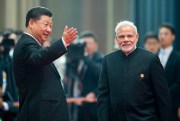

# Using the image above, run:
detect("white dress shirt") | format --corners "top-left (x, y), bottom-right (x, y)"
top-left (158, 46), bottom-right (173, 68)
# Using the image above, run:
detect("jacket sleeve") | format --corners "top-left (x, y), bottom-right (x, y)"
top-left (83, 54), bottom-right (103, 78)
top-left (23, 39), bottom-right (67, 67)
top-left (150, 55), bottom-right (172, 121)
top-left (84, 54), bottom-right (103, 95)
top-left (97, 57), bottom-right (110, 121)
top-left (168, 56), bottom-right (180, 98)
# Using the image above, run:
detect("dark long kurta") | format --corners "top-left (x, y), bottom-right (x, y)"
top-left (97, 48), bottom-right (172, 121)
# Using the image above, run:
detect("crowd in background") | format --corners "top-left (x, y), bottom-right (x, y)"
top-left (0, 29), bottom-right (21, 121)
top-left (0, 22), bottom-right (180, 121)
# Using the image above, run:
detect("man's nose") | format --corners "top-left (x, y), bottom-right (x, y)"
top-left (47, 26), bottom-right (52, 33)
top-left (124, 36), bottom-right (129, 41)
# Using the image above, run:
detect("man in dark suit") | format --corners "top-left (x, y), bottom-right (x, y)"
top-left (97, 21), bottom-right (172, 121)
top-left (158, 23), bottom-right (180, 121)
top-left (77, 32), bottom-right (103, 121)
top-left (13, 6), bottom-right (78, 121)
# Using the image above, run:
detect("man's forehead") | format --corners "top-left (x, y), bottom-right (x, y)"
top-left (37, 17), bottom-right (53, 25)
top-left (120, 26), bottom-right (135, 31)
top-left (117, 26), bottom-right (136, 33)
top-left (39, 15), bottom-right (52, 20)
top-left (117, 31), bottom-right (135, 36)
top-left (159, 27), bottom-right (172, 33)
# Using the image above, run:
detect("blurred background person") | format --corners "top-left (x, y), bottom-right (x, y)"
top-left (0, 55), bottom-right (4, 121)
top-left (77, 31), bottom-right (103, 121)
top-left (158, 23), bottom-right (180, 121)
top-left (143, 32), bottom-right (160, 54)
top-left (65, 31), bottom-right (103, 121)
top-left (53, 54), bottom-right (66, 88)
top-left (0, 29), bottom-right (19, 121)
top-left (64, 38), bottom-right (85, 121)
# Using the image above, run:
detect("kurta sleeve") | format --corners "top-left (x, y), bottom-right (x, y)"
top-left (97, 57), bottom-right (110, 121)
top-left (150, 55), bottom-right (172, 121)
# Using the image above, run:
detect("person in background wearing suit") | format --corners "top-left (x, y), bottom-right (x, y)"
top-left (13, 6), bottom-right (78, 121)
top-left (97, 20), bottom-right (172, 121)
top-left (143, 32), bottom-right (160, 54)
top-left (77, 32), bottom-right (103, 121)
top-left (0, 29), bottom-right (19, 121)
top-left (158, 23), bottom-right (180, 121)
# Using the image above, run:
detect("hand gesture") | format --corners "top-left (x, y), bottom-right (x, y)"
top-left (63, 26), bottom-right (78, 45)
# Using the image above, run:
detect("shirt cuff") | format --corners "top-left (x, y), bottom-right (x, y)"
top-left (62, 37), bottom-right (69, 48)
top-left (3, 102), bottom-right (9, 111)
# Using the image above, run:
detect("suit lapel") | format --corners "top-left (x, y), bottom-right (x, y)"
top-left (165, 50), bottom-right (175, 71)
top-left (50, 63), bottom-right (60, 79)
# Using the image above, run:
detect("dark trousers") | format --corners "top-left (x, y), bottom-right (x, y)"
top-left (77, 103), bottom-right (98, 121)
top-left (173, 110), bottom-right (180, 121)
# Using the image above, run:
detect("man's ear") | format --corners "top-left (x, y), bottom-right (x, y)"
top-left (115, 35), bottom-right (118, 41)
top-left (28, 19), bottom-right (34, 28)
top-left (172, 34), bottom-right (175, 42)
top-left (135, 33), bottom-right (139, 43)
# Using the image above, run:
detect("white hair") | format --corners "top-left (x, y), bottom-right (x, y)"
top-left (115, 20), bottom-right (138, 35)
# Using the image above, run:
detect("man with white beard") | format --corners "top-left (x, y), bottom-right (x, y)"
top-left (97, 20), bottom-right (172, 121)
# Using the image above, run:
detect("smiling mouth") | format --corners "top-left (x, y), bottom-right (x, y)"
top-left (122, 44), bottom-right (131, 47)
top-left (44, 34), bottom-right (49, 38)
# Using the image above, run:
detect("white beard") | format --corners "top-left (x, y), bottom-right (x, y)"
top-left (119, 44), bottom-right (136, 54)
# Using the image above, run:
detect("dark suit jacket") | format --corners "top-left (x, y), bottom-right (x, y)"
top-left (79, 52), bottom-right (103, 119)
top-left (13, 34), bottom-right (69, 121)
top-left (164, 49), bottom-right (180, 111)
top-left (97, 48), bottom-right (172, 121)
top-left (81, 52), bottom-right (103, 96)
